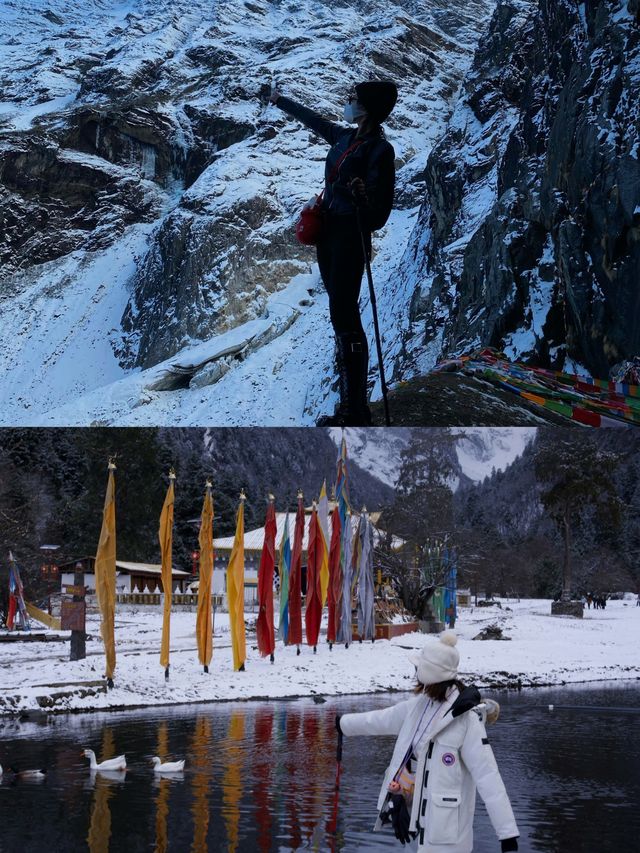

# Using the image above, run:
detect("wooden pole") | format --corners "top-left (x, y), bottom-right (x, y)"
top-left (70, 563), bottom-right (86, 661)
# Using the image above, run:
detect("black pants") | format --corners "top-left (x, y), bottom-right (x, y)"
top-left (317, 215), bottom-right (370, 338)
top-left (316, 214), bottom-right (372, 416)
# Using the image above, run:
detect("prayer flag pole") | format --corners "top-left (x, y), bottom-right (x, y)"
top-left (159, 468), bottom-right (176, 680)
top-left (95, 458), bottom-right (117, 689)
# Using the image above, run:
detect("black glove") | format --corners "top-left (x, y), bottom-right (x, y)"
top-left (335, 714), bottom-right (342, 735)
top-left (349, 177), bottom-right (368, 208)
top-left (501, 838), bottom-right (518, 852)
top-left (388, 793), bottom-right (411, 845)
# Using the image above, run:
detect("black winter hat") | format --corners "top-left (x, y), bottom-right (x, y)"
top-left (355, 81), bottom-right (398, 123)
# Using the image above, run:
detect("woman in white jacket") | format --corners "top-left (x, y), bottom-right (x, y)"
top-left (336, 631), bottom-right (519, 852)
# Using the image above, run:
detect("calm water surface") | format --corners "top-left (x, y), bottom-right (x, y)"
top-left (0, 683), bottom-right (638, 852)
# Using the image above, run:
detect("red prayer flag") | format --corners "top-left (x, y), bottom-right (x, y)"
top-left (288, 492), bottom-right (304, 645)
top-left (256, 499), bottom-right (277, 657)
top-left (305, 506), bottom-right (323, 647)
top-left (327, 506), bottom-right (342, 644)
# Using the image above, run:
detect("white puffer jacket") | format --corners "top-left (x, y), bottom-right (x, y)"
top-left (340, 688), bottom-right (518, 853)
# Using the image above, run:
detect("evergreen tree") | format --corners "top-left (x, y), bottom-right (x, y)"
top-left (386, 428), bottom-right (459, 541)
top-left (534, 430), bottom-right (622, 600)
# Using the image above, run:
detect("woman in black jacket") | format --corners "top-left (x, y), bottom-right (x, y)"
top-left (269, 81), bottom-right (397, 425)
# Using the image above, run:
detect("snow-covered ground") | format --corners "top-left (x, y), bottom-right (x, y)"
top-left (2, 598), bottom-right (638, 716)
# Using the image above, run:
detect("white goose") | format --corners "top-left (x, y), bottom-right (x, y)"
top-left (82, 749), bottom-right (127, 771)
top-left (9, 766), bottom-right (47, 779)
top-left (151, 756), bottom-right (185, 773)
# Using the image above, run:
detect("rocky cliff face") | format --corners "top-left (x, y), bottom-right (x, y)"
top-left (398, 0), bottom-right (639, 381)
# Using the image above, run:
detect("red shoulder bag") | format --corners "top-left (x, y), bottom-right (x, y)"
top-left (295, 140), bottom-right (364, 246)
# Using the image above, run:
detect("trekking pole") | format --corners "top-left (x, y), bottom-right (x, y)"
top-left (355, 207), bottom-right (391, 425)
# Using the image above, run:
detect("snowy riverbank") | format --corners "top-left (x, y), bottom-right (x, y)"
top-left (1, 599), bottom-right (638, 716)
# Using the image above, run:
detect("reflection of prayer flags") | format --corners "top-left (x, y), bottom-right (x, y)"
top-left (227, 497), bottom-right (246, 671)
top-left (223, 713), bottom-right (245, 853)
top-left (254, 708), bottom-right (274, 853)
top-left (288, 493), bottom-right (304, 646)
top-left (196, 485), bottom-right (214, 668)
top-left (318, 480), bottom-right (330, 605)
top-left (256, 499), bottom-right (277, 657)
top-left (95, 464), bottom-right (116, 680)
top-left (278, 512), bottom-right (291, 643)
top-left (191, 717), bottom-right (212, 853)
top-left (87, 728), bottom-right (116, 853)
top-left (305, 506), bottom-right (323, 647)
top-left (159, 474), bottom-right (175, 670)
top-left (327, 506), bottom-right (341, 644)
top-left (357, 513), bottom-right (376, 640)
top-left (154, 722), bottom-right (170, 853)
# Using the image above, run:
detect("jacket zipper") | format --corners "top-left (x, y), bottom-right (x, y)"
top-left (417, 740), bottom-right (434, 845)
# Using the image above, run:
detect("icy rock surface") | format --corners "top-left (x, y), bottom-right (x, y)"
top-left (399, 0), bottom-right (640, 381)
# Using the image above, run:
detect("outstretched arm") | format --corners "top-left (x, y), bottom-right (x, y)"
top-left (339, 697), bottom-right (414, 738)
top-left (461, 712), bottom-right (519, 848)
top-left (270, 88), bottom-right (342, 146)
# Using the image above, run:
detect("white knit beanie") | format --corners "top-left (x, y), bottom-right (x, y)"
top-left (408, 631), bottom-right (459, 685)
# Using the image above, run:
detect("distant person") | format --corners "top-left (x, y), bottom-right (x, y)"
top-left (335, 632), bottom-right (519, 851)
top-left (636, 593), bottom-right (640, 607)
top-left (267, 81), bottom-right (397, 425)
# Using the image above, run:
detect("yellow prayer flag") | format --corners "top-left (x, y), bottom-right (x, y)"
top-left (159, 473), bottom-right (175, 670)
top-left (226, 495), bottom-right (246, 671)
top-left (318, 479), bottom-right (330, 606)
top-left (95, 462), bottom-right (116, 681)
top-left (196, 483), bottom-right (214, 668)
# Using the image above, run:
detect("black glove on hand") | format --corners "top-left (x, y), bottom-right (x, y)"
top-left (501, 838), bottom-right (518, 852)
top-left (335, 714), bottom-right (342, 735)
top-left (389, 793), bottom-right (411, 845)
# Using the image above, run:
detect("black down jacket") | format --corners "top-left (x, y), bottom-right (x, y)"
top-left (276, 95), bottom-right (395, 231)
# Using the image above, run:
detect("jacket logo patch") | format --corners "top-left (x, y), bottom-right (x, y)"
top-left (442, 752), bottom-right (456, 766)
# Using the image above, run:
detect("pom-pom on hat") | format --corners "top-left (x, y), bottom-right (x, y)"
top-left (355, 80), bottom-right (398, 123)
top-left (408, 630), bottom-right (460, 686)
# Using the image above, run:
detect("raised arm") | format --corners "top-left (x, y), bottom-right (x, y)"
top-left (272, 93), bottom-right (343, 146)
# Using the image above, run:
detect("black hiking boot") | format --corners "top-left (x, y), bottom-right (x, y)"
top-left (316, 333), bottom-right (372, 426)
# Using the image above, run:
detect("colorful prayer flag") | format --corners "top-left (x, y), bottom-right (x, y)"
top-left (318, 480), bottom-right (330, 606)
top-left (327, 505), bottom-right (341, 644)
top-left (95, 461), bottom-right (117, 680)
top-left (305, 503), bottom-right (323, 647)
top-left (356, 512), bottom-right (375, 641)
top-left (277, 511), bottom-right (291, 643)
top-left (159, 472), bottom-right (175, 670)
top-left (226, 494), bottom-right (247, 671)
top-left (196, 482), bottom-right (214, 668)
top-left (256, 497), bottom-right (277, 657)
top-left (288, 492), bottom-right (304, 646)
